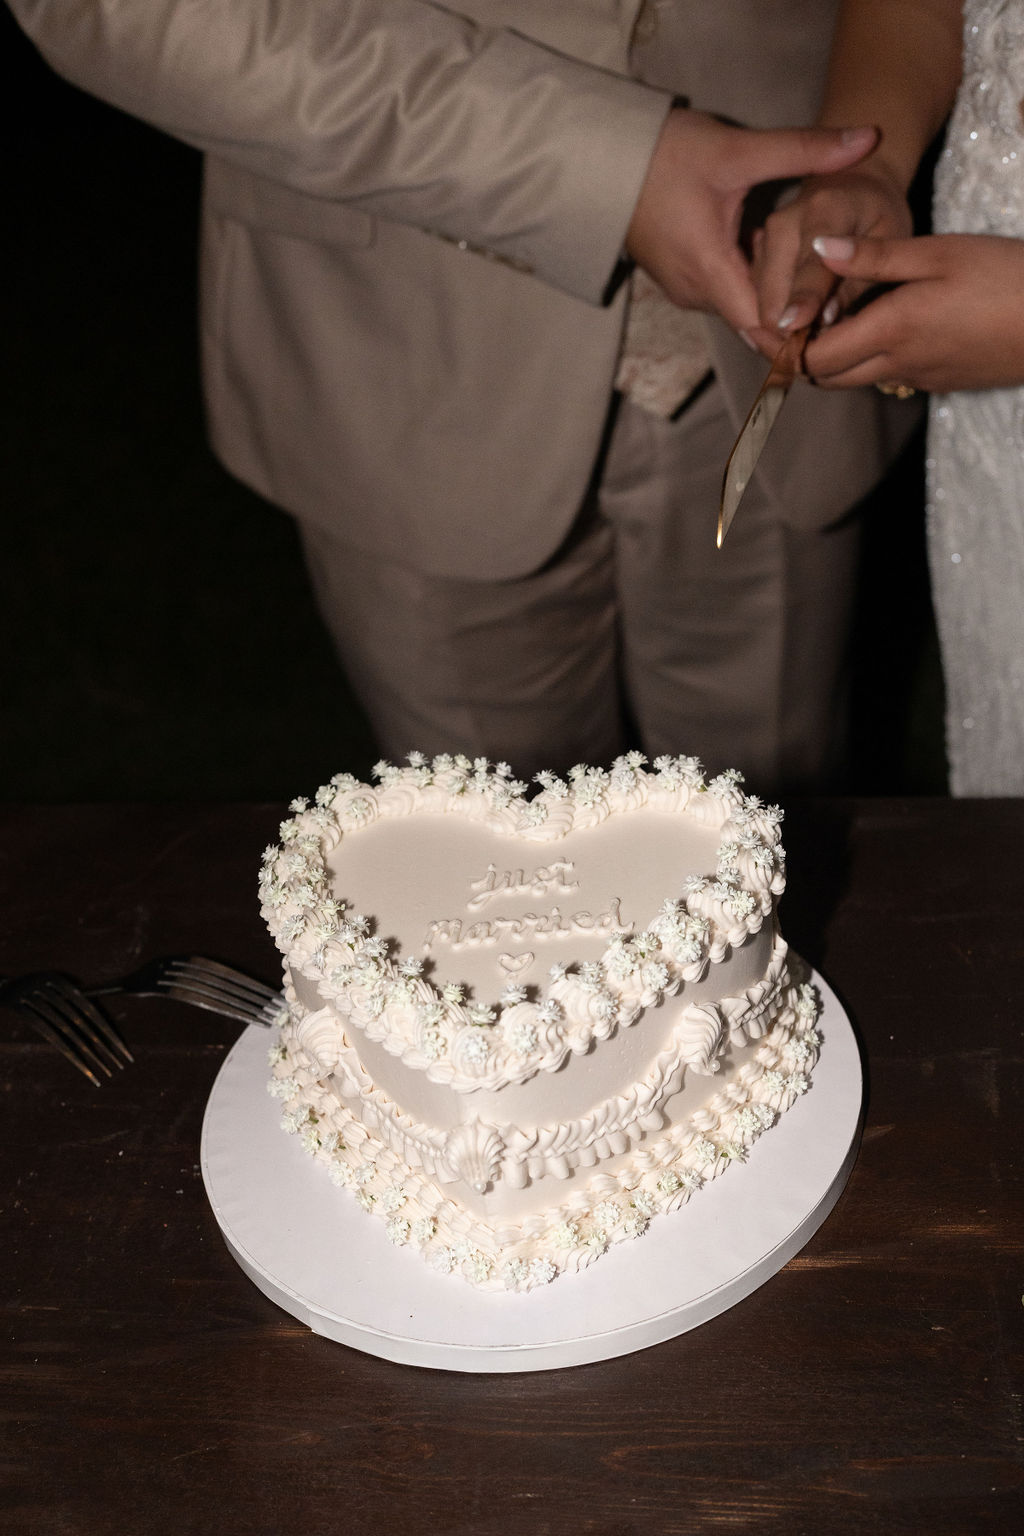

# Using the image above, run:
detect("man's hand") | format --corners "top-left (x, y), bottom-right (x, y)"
top-left (802, 232), bottom-right (1024, 393)
top-left (625, 110), bottom-right (879, 334)
top-left (751, 161), bottom-right (912, 345)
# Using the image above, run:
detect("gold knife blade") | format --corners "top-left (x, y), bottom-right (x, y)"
top-left (717, 326), bottom-right (810, 548)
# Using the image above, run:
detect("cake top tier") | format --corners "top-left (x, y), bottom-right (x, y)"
top-left (259, 753), bottom-right (786, 1093)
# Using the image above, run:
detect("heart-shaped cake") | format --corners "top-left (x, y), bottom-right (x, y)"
top-left (261, 753), bottom-right (821, 1290)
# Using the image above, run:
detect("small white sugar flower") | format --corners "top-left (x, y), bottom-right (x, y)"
top-left (536, 999), bottom-right (563, 1026)
top-left (623, 1214), bottom-right (649, 1240)
top-left (631, 1191), bottom-right (656, 1217)
top-left (353, 1162), bottom-right (376, 1186)
top-left (432, 1247), bottom-right (455, 1275)
top-left (593, 1201), bottom-right (620, 1230)
top-left (467, 1003), bottom-right (497, 1027)
top-left (641, 961), bottom-right (670, 993)
top-left (796, 986), bottom-right (819, 1019)
top-left (288, 796), bottom-right (309, 814)
top-left (461, 1032), bottom-right (491, 1067)
top-left (442, 982), bottom-right (465, 1004)
top-left (786, 1072), bottom-right (810, 1096)
top-left (462, 1250), bottom-right (493, 1284)
top-left (267, 1043), bottom-right (286, 1066)
top-left (386, 1218), bottom-right (410, 1246)
top-left (528, 1257), bottom-right (557, 1286)
top-left (267, 1076), bottom-right (297, 1100)
top-left (410, 1218), bottom-right (436, 1245)
top-left (503, 1259), bottom-right (530, 1290)
top-left (552, 1222), bottom-right (579, 1250)
top-left (356, 1189), bottom-right (376, 1211)
top-left (380, 1187), bottom-right (407, 1214)
top-left (422, 1027), bottom-right (447, 1062)
top-left (399, 957), bottom-right (424, 978)
top-left (692, 1136), bottom-right (719, 1166)
top-left (761, 1069), bottom-right (786, 1092)
top-left (548, 962), bottom-right (567, 981)
top-left (500, 984), bottom-right (528, 1006)
top-left (327, 1161), bottom-right (354, 1187)
top-left (506, 1020), bottom-right (538, 1055)
top-left (658, 1171), bottom-right (683, 1196)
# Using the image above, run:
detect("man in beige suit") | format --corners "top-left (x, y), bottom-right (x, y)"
top-left (11, 0), bottom-right (917, 792)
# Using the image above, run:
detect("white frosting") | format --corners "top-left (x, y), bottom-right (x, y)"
top-left (260, 753), bottom-right (813, 1289)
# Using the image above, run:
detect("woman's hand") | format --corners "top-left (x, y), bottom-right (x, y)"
top-left (802, 232), bottom-right (1024, 393)
top-left (751, 161), bottom-right (913, 345)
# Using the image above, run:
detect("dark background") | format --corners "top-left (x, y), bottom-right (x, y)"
top-left (1, 10), bottom-right (946, 803)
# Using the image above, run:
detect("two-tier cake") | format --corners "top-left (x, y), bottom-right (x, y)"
top-left (260, 752), bottom-right (820, 1291)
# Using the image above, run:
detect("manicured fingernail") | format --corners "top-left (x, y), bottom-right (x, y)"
top-left (738, 329), bottom-right (759, 352)
top-left (813, 236), bottom-right (855, 261)
top-left (778, 305), bottom-right (799, 331)
top-left (840, 127), bottom-right (874, 146)
top-left (822, 297), bottom-right (840, 326)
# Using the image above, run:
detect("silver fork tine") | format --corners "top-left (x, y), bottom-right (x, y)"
top-left (22, 1007), bottom-right (104, 1087)
top-left (49, 977), bottom-right (135, 1065)
top-left (20, 989), bottom-right (115, 1081)
top-left (157, 983), bottom-right (274, 1026)
top-left (166, 957), bottom-right (281, 1004)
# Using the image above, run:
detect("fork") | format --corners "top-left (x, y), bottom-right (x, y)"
top-left (0, 973), bottom-right (134, 1087)
top-left (86, 955), bottom-right (286, 1029)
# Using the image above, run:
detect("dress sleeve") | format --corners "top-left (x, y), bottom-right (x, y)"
top-left (10, 0), bottom-right (671, 303)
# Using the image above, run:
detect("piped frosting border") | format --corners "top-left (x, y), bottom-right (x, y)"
top-left (268, 974), bottom-right (822, 1292)
top-left (259, 753), bottom-right (788, 1094)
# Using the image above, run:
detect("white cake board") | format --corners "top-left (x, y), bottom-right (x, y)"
top-left (201, 970), bottom-right (861, 1373)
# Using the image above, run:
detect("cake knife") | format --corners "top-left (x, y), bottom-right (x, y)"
top-left (717, 326), bottom-right (810, 547)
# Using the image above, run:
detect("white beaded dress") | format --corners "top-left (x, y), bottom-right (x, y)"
top-left (927, 0), bottom-right (1024, 794)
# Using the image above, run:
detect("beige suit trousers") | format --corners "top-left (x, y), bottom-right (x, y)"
top-left (298, 380), bottom-right (861, 798)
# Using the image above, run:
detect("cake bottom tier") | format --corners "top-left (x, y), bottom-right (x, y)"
top-left (268, 976), bottom-right (823, 1291)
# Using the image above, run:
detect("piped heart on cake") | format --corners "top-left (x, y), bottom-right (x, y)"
top-left (498, 951), bottom-right (535, 976)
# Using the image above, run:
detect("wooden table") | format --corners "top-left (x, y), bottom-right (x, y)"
top-left (2, 801), bottom-right (1022, 1535)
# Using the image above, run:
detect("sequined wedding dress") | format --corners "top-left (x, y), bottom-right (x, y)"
top-left (927, 0), bottom-right (1024, 794)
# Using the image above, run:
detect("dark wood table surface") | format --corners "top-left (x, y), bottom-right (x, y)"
top-left (2, 799), bottom-right (1022, 1536)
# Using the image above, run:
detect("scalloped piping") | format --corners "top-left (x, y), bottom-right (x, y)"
top-left (268, 976), bottom-right (823, 1291)
top-left (277, 932), bottom-right (790, 1189)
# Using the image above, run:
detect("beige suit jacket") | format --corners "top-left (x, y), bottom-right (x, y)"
top-left (13, 0), bottom-right (917, 578)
